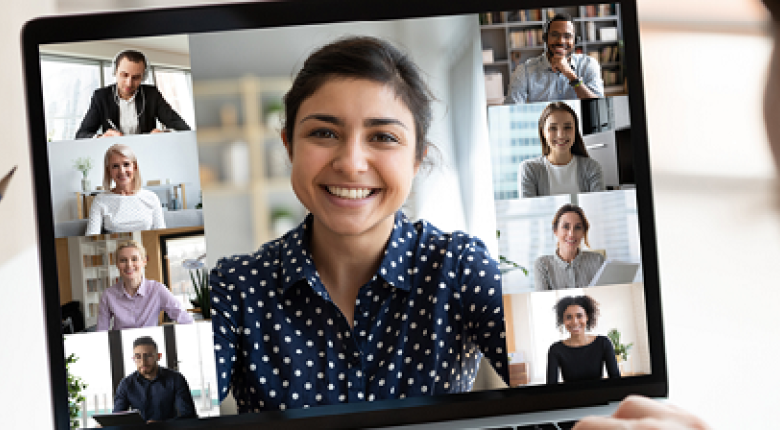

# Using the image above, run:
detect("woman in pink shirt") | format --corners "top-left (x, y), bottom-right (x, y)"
top-left (97, 240), bottom-right (193, 331)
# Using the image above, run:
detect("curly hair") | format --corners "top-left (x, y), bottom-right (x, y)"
top-left (554, 295), bottom-right (600, 331)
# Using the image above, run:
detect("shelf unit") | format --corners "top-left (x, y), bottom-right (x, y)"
top-left (67, 232), bottom-right (140, 328)
top-left (192, 76), bottom-right (305, 249)
top-left (480, 4), bottom-right (625, 102)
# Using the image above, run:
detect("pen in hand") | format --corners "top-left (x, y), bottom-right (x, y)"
top-left (0, 165), bottom-right (18, 201)
top-left (102, 119), bottom-right (122, 138)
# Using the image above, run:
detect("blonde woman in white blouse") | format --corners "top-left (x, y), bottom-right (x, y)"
top-left (85, 144), bottom-right (165, 235)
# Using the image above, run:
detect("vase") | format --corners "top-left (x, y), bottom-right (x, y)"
top-left (81, 178), bottom-right (91, 191)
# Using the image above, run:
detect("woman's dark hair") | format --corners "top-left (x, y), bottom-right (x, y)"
top-left (554, 295), bottom-right (600, 331)
top-left (282, 36), bottom-right (434, 163)
top-left (552, 203), bottom-right (591, 248)
top-left (764, 0), bottom-right (780, 20)
top-left (538, 102), bottom-right (589, 158)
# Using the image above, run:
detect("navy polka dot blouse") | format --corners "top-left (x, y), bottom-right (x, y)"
top-left (210, 211), bottom-right (509, 412)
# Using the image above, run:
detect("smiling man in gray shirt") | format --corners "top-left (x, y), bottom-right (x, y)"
top-left (505, 13), bottom-right (604, 104)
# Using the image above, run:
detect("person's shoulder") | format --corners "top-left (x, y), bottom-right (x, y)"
top-left (523, 156), bottom-right (546, 168)
top-left (214, 235), bottom-right (286, 277)
top-left (548, 340), bottom-right (566, 352)
top-left (577, 155), bottom-right (602, 169)
top-left (94, 85), bottom-right (114, 97)
top-left (535, 254), bottom-right (554, 266)
top-left (136, 189), bottom-right (161, 201)
top-left (581, 250), bottom-right (605, 263)
top-left (523, 53), bottom-right (545, 67)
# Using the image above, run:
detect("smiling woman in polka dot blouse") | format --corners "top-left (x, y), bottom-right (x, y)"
top-left (210, 36), bottom-right (510, 413)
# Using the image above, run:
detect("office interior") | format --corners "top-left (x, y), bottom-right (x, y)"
top-left (495, 190), bottom-right (642, 294)
top-left (48, 134), bottom-right (204, 238)
top-left (39, 35), bottom-right (195, 142)
top-left (489, 97), bottom-right (633, 201)
top-left (64, 322), bottom-right (220, 428)
top-left (503, 283), bottom-right (651, 387)
top-left (56, 227), bottom-right (206, 333)
top-left (188, 15), bottom-right (503, 261)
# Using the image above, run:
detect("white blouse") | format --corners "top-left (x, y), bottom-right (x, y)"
top-left (85, 189), bottom-right (165, 235)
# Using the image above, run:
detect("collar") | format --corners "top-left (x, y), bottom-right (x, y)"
top-left (114, 84), bottom-right (139, 103)
top-left (553, 248), bottom-right (583, 267)
top-left (134, 366), bottom-right (166, 383)
top-left (120, 276), bottom-right (148, 298)
top-left (279, 211), bottom-right (416, 296)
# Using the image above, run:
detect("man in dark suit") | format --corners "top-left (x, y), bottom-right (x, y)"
top-left (75, 50), bottom-right (191, 139)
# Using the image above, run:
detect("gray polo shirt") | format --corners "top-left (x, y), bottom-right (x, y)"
top-left (505, 53), bottom-right (604, 104)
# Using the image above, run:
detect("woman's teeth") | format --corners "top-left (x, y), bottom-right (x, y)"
top-left (327, 186), bottom-right (373, 199)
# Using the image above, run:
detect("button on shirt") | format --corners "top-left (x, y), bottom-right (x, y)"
top-left (505, 53), bottom-right (604, 104)
top-left (113, 367), bottom-right (197, 421)
top-left (533, 250), bottom-right (606, 291)
top-left (210, 211), bottom-right (510, 412)
top-left (97, 278), bottom-right (194, 331)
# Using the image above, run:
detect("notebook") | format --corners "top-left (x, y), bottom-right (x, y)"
top-left (21, 0), bottom-right (667, 428)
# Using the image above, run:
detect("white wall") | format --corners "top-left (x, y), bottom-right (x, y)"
top-left (47, 131), bottom-right (202, 223)
top-left (508, 284), bottom-right (650, 385)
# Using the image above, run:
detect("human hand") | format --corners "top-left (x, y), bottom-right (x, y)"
top-left (549, 54), bottom-right (576, 80)
top-left (573, 395), bottom-right (710, 430)
top-left (150, 128), bottom-right (162, 134)
top-left (101, 129), bottom-right (123, 138)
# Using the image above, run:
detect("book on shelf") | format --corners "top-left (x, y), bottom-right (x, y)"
top-left (602, 70), bottom-right (620, 86)
top-left (584, 4), bottom-right (615, 18)
top-left (480, 12), bottom-right (503, 25)
top-left (586, 22), bottom-right (596, 42)
top-left (510, 29), bottom-right (544, 48)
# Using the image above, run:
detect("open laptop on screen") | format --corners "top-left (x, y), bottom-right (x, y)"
top-left (22, 0), bottom-right (666, 428)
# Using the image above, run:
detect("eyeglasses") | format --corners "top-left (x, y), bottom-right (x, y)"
top-left (132, 353), bottom-right (157, 361)
top-left (549, 31), bottom-right (574, 42)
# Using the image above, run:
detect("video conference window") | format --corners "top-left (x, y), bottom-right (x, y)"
top-left (47, 1), bottom-right (652, 426)
top-left (479, 3), bottom-right (627, 105)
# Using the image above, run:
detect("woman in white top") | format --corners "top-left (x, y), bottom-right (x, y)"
top-left (518, 102), bottom-right (604, 198)
top-left (85, 144), bottom-right (165, 235)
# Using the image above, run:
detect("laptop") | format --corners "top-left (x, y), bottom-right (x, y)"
top-left (22, 0), bottom-right (667, 428)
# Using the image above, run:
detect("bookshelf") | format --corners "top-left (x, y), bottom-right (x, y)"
top-left (67, 232), bottom-right (140, 328)
top-left (480, 4), bottom-right (625, 103)
top-left (192, 76), bottom-right (305, 252)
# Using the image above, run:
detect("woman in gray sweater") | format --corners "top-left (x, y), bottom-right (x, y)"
top-left (518, 102), bottom-right (604, 198)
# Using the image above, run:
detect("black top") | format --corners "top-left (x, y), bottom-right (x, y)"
top-left (546, 335), bottom-right (620, 384)
top-left (75, 84), bottom-right (190, 139)
top-left (113, 367), bottom-right (197, 422)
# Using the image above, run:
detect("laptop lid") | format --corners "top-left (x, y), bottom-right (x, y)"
top-left (22, 0), bottom-right (667, 428)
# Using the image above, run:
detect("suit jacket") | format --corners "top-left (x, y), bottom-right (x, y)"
top-left (75, 84), bottom-right (190, 139)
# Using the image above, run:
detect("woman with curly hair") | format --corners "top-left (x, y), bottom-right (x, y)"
top-left (546, 295), bottom-right (619, 384)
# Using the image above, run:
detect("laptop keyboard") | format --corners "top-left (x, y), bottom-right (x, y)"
top-left (484, 420), bottom-right (578, 430)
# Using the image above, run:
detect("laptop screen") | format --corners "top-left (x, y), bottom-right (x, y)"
top-left (24, 0), bottom-right (666, 428)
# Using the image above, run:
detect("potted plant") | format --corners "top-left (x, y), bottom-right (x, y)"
top-left (73, 157), bottom-right (93, 191)
top-left (607, 328), bottom-right (634, 374)
top-left (66, 348), bottom-right (87, 429)
top-left (183, 256), bottom-right (210, 320)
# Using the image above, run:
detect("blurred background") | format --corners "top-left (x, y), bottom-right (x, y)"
top-left (1, 0), bottom-right (776, 429)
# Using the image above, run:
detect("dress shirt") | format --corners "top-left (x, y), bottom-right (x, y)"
top-left (534, 250), bottom-right (606, 291)
top-left (118, 91), bottom-right (140, 135)
top-left (114, 367), bottom-right (197, 421)
top-left (210, 211), bottom-right (509, 412)
top-left (97, 277), bottom-right (194, 331)
top-left (505, 53), bottom-right (604, 103)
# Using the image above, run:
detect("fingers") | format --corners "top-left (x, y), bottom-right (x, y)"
top-left (573, 396), bottom-right (710, 430)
